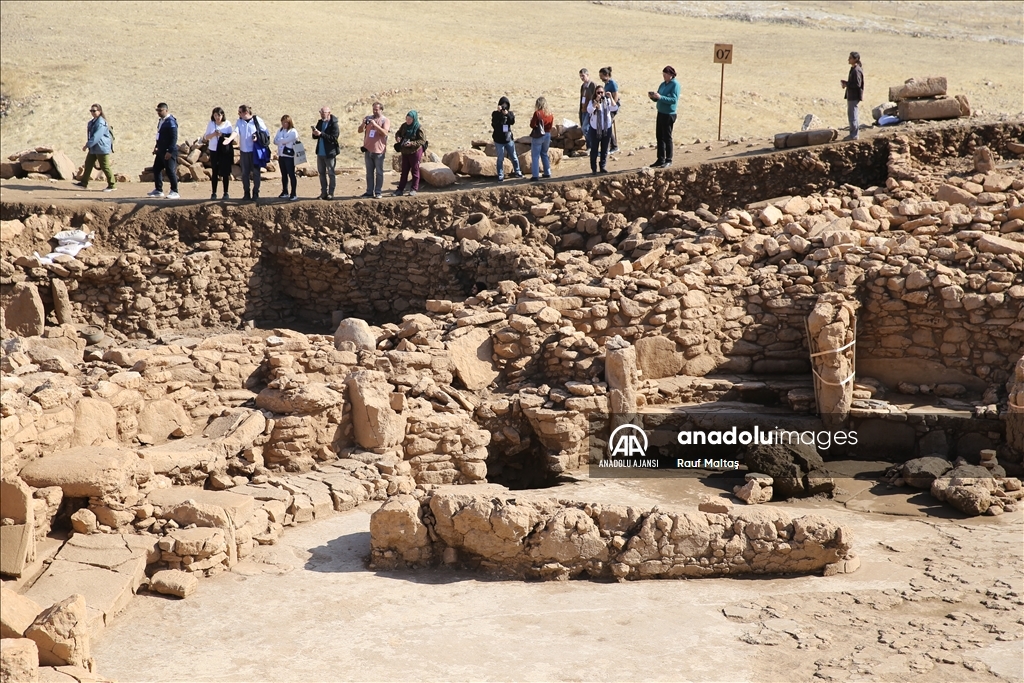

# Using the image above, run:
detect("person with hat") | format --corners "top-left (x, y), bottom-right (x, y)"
top-left (648, 66), bottom-right (680, 168)
top-left (841, 52), bottom-right (864, 140)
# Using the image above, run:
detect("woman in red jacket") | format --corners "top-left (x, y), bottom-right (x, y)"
top-left (529, 97), bottom-right (554, 181)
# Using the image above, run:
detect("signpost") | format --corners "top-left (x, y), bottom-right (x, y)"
top-left (714, 43), bottom-right (733, 141)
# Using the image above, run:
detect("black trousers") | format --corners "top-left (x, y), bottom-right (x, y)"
top-left (656, 112), bottom-right (676, 163)
top-left (210, 146), bottom-right (232, 194)
top-left (153, 152), bottom-right (178, 192)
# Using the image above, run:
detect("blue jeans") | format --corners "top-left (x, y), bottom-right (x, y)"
top-left (587, 128), bottom-right (611, 172)
top-left (364, 151), bottom-right (385, 195)
top-left (153, 152), bottom-right (178, 192)
top-left (847, 100), bottom-right (860, 138)
top-left (495, 140), bottom-right (520, 180)
top-left (530, 134), bottom-right (551, 178)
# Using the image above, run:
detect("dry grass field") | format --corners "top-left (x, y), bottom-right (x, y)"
top-left (1, 1), bottom-right (1022, 174)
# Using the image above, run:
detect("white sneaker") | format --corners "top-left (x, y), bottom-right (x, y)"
top-left (147, 190), bottom-right (164, 198)
top-left (167, 191), bottom-right (180, 199)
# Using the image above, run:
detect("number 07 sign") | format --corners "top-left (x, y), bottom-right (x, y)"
top-left (714, 43), bottom-right (733, 140)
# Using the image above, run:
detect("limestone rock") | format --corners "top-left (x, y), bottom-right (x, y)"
top-left (734, 477), bottom-right (773, 504)
top-left (369, 494), bottom-right (428, 562)
top-left (136, 399), bottom-right (192, 445)
top-left (447, 327), bottom-right (499, 391)
top-left (419, 162), bottom-right (456, 188)
top-left (70, 398), bottom-right (118, 448)
top-left (70, 509), bottom-right (98, 535)
top-left (346, 370), bottom-right (406, 449)
top-left (150, 569), bottom-right (199, 598)
top-left (256, 384), bottom-right (343, 414)
top-left (25, 594), bottom-right (91, 669)
top-left (19, 447), bottom-right (140, 498)
top-left (1, 585), bottom-right (43, 638)
top-left (888, 76), bottom-right (947, 101)
top-left (0, 638), bottom-right (39, 683)
top-left (4, 283), bottom-right (45, 337)
top-left (455, 214), bottom-right (492, 241)
top-left (333, 318), bottom-right (376, 352)
top-left (49, 150), bottom-right (78, 181)
top-left (635, 336), bottom-right (682, 380)
top-left (50, 280), bottom-right (73, 325)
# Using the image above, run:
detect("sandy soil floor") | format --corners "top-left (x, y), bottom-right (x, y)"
top-left (91, 477), bottom-right (1023, 683)
top-left (1, 1), bottom-right (1021, 175)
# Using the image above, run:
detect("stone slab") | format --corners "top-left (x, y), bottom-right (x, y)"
top-left (146, 486), bottom-right (255, 527)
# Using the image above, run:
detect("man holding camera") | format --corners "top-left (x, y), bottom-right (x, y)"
top-left (357, 102), bottom-right (390, 198)
top-left (586, 86), bottom-right (618, 174)
top-left (491, 96), bottom-right (522, 182)
top-left (311, 106), bottom-right (340, 200)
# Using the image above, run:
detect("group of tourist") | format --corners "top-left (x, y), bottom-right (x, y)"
top-left (71, 54), bottom-right (864, 200)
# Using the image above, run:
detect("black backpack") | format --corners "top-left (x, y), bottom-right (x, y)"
top-left (252, 116), bottom-right (270, 147)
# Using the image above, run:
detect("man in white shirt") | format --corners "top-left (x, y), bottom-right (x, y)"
top-left (234, 104), bottom-right (264, 201)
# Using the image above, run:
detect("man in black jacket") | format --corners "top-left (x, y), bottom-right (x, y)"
top-left (311, 106), bottom-right (340, 199)
top-left (148, 102), bottom-right (179, 199)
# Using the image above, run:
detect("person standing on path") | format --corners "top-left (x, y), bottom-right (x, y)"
top-left (491, 96), bottom-right (522, 182)
top-left (311, 106), bottom-right (340, 199)
top-left (275, 115), bottom-right (299, 200)
top-left (529, 96), bottom-right (554, 181)
top-left (75, 103), bottom-right (115, 192)
top-left (232, 105), bottom-right (266, 201)
top-left (394, 110), bottom-right (426, 197)
top-left (586, 85), bottom-right (618, 174)
top-left (147, 102), bottom-right (179, 198)
top-left (599, 67), bottom-right (620, 153)
top-left (579, 68), bottom-right (597, 141)
top-left (841, 51), bottom-right (864, 140)
top-left (357, 102), bottom-right (390, 198)
top-left (203, 107), bottom-right (233, 200)
top-left (648, 66), bottom-right (679, 168)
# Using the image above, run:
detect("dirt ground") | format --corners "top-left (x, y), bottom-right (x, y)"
top-left (1, 1), bottom-right (1022, 176)
top-left (90, 476), bottom-right (1023, 683)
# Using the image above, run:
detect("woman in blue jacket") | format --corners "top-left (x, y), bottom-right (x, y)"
top-left (75, 103), bottom-right (115, 191)
top-left (647, 66), bottom-right (680, 168)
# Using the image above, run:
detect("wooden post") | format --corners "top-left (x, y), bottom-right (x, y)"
top-left (718, 62), bottom-right (725, 141)
top-left (713, 44), bottom-right (733, 141)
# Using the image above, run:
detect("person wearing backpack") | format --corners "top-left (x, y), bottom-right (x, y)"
top-left (148, 102), bottom-right (179, 199)
top-left (232, 104), bottom-right (268, 201)
top-left (528, 97), bottom-right (554, 181)
top-left (599, 67), bottom-right (620, 153)
top-left (75, 103), bottom-right (115, 192)
top-left (393, 110), bottom-right (426, 197)
top-left (491, 96), bottom-right (522, 182)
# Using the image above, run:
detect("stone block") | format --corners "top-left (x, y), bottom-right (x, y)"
top-left (0, 638), bottom-right (39, 683)
top-left (25, 594), bottom-right (91, 668)
top-left (4, 283), bottom-right (45, 337)
top-left (150, 569), bottom-right (198, 598)
top-left (446, 327), bottom-right (499, 391)
top-left (1, 584), bottom-right (43, 638)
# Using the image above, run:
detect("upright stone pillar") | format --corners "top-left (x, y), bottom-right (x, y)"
top-left (1009, 357), bottom-right (1024, 455)
top-left (605, 335), bottom-right (639, 432)
top-left (807, 293), bottom-right (857, 427)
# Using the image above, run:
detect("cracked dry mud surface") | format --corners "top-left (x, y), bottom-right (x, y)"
top-left (91, 479), bottom-right (1023, 682)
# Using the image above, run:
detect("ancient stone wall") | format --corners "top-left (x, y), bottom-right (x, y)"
top-left (368, 485), bottom-right (859, 580)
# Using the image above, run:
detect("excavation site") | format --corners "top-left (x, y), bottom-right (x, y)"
top-left (0, 116), bottom-right (1021, 682)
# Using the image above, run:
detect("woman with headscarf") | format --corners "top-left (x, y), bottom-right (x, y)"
top-left (394, 110), bottom-right (427, 196)
top-left (599, 67), bottom-right (620, 153)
